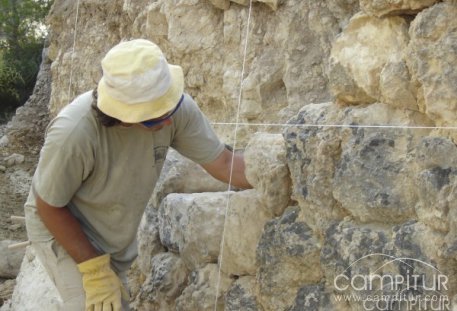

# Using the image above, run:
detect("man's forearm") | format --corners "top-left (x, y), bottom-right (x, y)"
top-left (35, 194), bottom-right (99, 264)
top-left (229, 152), bottom-right (252, 189)
top-left (201, 148), bottom-right (253, 189)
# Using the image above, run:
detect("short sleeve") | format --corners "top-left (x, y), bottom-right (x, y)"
top-left (33, 121), bottom-right (94, 207)
top-left (171, 95), bottom-right (225, 164)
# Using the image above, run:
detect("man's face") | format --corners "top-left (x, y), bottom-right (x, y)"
top-left (120, 95), bottom-right (183, 131)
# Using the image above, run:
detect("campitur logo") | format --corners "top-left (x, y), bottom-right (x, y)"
top-left (333, 253), bottom-right (450, 310)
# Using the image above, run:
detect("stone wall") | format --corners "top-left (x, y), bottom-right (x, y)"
top-left (3, 0), bottom-right (457, 310)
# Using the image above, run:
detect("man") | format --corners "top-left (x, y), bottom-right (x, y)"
top-left (24, 39), bottom-right (251, 311)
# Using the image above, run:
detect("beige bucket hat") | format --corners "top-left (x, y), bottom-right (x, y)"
top-left (97, 39), bottom-right (184, 123)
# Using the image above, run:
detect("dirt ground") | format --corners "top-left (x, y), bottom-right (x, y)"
top-left (0, 131), bottom-right (28, 242)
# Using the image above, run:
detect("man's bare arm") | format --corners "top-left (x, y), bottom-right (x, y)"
top-left (201, 148), bottom-right (252, 189)
top-left (35, 194), bottom-right (99, 264)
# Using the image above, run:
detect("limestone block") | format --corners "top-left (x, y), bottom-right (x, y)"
top-left (360, 0), bottom-right (439, 17)
top-left (406, 2), bottom-right (457, 127)
top-left (175, 264), bottom-right (232, 311)
top-left (287, 284), bottom-right (343, 311)
top-left (322, 220), bottom-right (451, 311)
top-left (285, 101), bottom-right (432, 229)
top-left (151, 149), bottom-right (228, 207)
top-left (414, 137), bottom-right (457, 232)
top-left (333, 129), bottom-right (419, 224)
top-left (329, 13), bottom-right (409, 104)
top-left (228, 0), bottom-right (280, 10)
top-left (379, 60), bottom-right (417, 110)
top-left (225, 276), bottom-right (263, 311)
top-left (158, 192), bottom-right (228, 269)
top-left (208, 0), bottom-right (230, 10)
top-left (284, 103), bottom-right (348, 231)
top-left (220, 190), bottom-right (273, 276)
top-left (137, 203), bottom-right (165, 275)
top-left (256, 207), bottom-right (322, 311)
top-left (244, 133), bottom-right (291, 216)
top-left (133, 253), bottom-right (189, 311)
top-left (240, 50), bottom-right (286, 121)
top-left (0, 241), bottom-right (25, 279)
top-left (2, 247), bottom-right (62, 311)
top-left (256, 0), bottom-right (280, 10)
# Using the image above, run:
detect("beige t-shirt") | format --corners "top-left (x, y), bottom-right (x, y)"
top-left (24, 91), bottom-right (224, 272)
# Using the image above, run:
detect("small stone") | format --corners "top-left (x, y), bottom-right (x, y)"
top-left (0, 166), bottom-right (6, 173)
top-left (4, 153), bottom-right (25, 167)
top-left (0, 135), bottom-right (8, 147)
top-left (8, 224), bottom-right (22, 231)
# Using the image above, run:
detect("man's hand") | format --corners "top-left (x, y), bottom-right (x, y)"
top-left (77, 254), bottom-right (128, 311)
top-left (201, 147), bottom-right (252, 189)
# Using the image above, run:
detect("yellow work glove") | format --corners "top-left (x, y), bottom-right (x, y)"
top-left (77, 254), bottom-right (128, 311)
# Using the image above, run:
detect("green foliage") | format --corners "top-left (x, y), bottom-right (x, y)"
top-left (0, 0), bottom-right (53, 122)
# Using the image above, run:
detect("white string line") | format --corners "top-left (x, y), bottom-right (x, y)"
top-left (67, 0), bottom-right (81, 101)
top-left (211, 122), bottom-right (457, 130)
top-left (214, 1), bottom-right (253, 309)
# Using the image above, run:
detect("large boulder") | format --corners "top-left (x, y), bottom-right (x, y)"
top-left (329, 13), bottom-right (409, 105)
top-left (158, 192), bottom-right (227, 269)
top-left (256, 207), bottom-right (322, 311)
top-left (220, 190), bottom-right (273, 276)
top-left (0, 247), bottom-right (61, 311)
top-left (406, 2), bottom-right (457, 129)
top-left (175, 264), bottom-right (232, 311)
top-left (244, 133), bottom-right (291, 216)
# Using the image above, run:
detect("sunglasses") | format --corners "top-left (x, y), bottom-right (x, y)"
top-left (141, 95), bottom-right (184, 128)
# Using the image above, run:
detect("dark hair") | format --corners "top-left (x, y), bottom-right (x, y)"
top-left (91, 88), bottom-right (122, 127)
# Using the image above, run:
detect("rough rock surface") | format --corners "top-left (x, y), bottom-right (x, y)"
top-left (225, 276), bottom-right (263, 311)
top-left (158, 192), bottom-right (228, 270)
top-left (406, 2), bottom-right (457, 128)
top-left (132, 253), bottom-right (189, 311)
top-left (244, 133), bottom-right (291, 216)
top-left (175, 264), bottom-right (232, 311)
top-left (220, 190), bottom-right (272, 276)
top-left (360, 0), bottom-right (439, 17)
top-left (329, 13), bottom-right (410, 105)
top-left (0, 242), bottom-right (26, 279)
top-left (256, 207), bottom-right (322, 311)
top-left (0, 247), bottom-right (62, 311)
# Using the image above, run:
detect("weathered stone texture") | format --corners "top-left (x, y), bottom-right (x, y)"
top-left (44, 0), bottom-right (358, 147)
top-left (244, 133), bottom-right (291, 216)
top-left (132, 253), bottom-right (189, 311)
top-left (220, 190), bottom-right (272, 276)
top-left (0, 241), bottom-right (25, 279)
top-left (360, 0), bottom-right (439, 17)
top-left (175, 264), bottom-right (232, 311)
top-left (158, 192), bottom-right (227, 270)
top-left (225, 277), bottom-right (263, 311)
top-left (6, 1), bottom-right (457, 311)
top-left (329, 13), bottom-right (410, 105)
top-left (256, 207), bottom-right (322, 311)
top-left (0, 247), bottom-right (62, 311)
top-left (322, 220), bottom-right (451, 311)
top-left (406, 2), bottom-right (457, 127)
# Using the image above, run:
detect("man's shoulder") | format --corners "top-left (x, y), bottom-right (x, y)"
top-left (57, 91), bottom-right (94, 119)
top-left (46, 91), bottom-right (98, 148)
